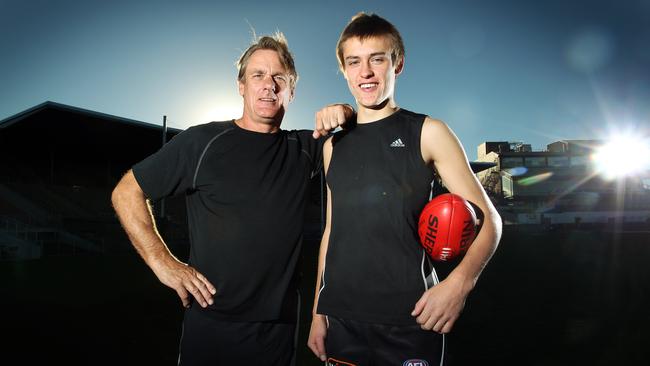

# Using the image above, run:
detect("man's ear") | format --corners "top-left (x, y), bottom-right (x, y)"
top-left (395, 56), bottom-right (405, 76)
top-left (238, 80), bottom-right (245, 96)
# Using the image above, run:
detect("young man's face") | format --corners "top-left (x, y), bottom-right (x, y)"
top-left (340, 36), bottom-right (403, 109)
top-left (238, 49), bottom-right (294, 126)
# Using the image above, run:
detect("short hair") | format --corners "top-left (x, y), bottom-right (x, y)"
top-left (336, 12), bottom-right (405, 71)
top-left (237, 32), bottom-right (298, 91)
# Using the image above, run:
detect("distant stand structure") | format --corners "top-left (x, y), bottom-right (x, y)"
top-left (475, 140), bottom-right (650, 228)
top-left (0, 101), bottom-right (184, 260)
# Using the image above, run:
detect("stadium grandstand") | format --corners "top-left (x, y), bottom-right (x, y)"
top-left (476, 140), bottom-right (650, 228)
top-left (0, 101), bottom-right (186, 260)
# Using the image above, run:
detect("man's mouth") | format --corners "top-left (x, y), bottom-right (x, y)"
top-left (359, 82), bottom-right (378, 90)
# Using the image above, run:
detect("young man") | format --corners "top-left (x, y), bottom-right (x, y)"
top-left (308, 13), bottom-right (502, 365)
top-left (111, 33), bottom-right (349, 365)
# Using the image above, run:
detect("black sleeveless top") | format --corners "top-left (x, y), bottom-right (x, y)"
top-left (317, 109), bottom-right (439, 325)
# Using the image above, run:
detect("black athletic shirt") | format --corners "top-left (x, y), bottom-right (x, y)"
top-left (133, 120), bottom-right (322, 322)
top-left (317, 109), bottom-right (438, 325)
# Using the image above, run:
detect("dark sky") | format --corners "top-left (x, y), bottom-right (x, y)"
top-left (1, 0), bottom-right (648, 158)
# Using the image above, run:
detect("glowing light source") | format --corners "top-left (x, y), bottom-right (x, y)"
top-left (592, 133), bottom-right (650, 180)
top-left (194, 92), bottom-right (243, 124)
top-left (200, 100), bottom-right (243, 123)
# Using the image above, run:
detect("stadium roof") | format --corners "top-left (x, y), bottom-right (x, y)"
top-left (470, 161), bottom-right (497, 173)
top-left (0, 101), bottom-right (180, 132)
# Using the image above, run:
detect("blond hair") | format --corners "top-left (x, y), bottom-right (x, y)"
top-left (237, 32), bottom-right (298, 90)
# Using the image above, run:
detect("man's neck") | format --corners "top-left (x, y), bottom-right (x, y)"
top-left (356, 99), bottom-right (400, 124)
top-left (235, 116), bottom-right (281, 133)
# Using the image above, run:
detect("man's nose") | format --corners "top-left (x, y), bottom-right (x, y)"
top-left (360, 61), bottom-right (374, 78)
top-left (263, 75), bottom-right (277, 92)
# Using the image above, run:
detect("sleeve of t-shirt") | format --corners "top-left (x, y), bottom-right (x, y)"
top-left (297, 130), bottom-right (325, 177)
top-left (132, 126), bottom-right (200, 201)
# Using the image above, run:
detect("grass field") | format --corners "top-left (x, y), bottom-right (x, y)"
top-left (2, 227), bottom-right (649, 365)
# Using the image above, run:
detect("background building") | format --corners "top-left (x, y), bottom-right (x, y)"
top-left (476, 140), bottom-right (650, 226)
top-left (0, 101), bottom-right (184, 260)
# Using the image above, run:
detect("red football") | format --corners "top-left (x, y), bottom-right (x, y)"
top-left (418, 193), bottom-right (478, 262)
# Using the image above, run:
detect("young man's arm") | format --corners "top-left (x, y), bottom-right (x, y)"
top-left (111, 170), bottom-right (216, 308)
top-left (411, 117), bottom-right (503, 334)
top-left (307, 137), bottom-right (334, 362)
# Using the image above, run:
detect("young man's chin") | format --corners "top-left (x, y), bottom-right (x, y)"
top-left (359, 99), bottom-right (389, 110)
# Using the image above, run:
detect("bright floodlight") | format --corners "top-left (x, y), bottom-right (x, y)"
top-left (592, 133), bottom-right (650, 180)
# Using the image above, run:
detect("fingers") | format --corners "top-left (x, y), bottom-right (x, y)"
top-left (416, 310), bottom-right (456, 334)
top-left (441, 319), bottom-right (456, 334)
top-left (185, 271), bottom-right (215, 308)
top-left (418, 312), bottom-right (441, 332)
top-left (176, 288), bottom-right (191, 308)
top-left (426, 316), bottom-right (455, 334)
top-left (411, 296), bottom-right (426, 317)
top-left (413, 291), bottom-right (447, 333)
top-left (412, 282), bottom-right (466, 334)
top-left (421, 313), bottom-right (441, 331)
top-left (172, 268), bottom-right (216, 309)
top-left (313, 112), bottom-right (331, 139)
top-left (321, 109), bottom-right (343, 131)
top-left (195, 272), bottom-right (217, 296)
top-left (315, 336), bottom-right (327, 361)
top-left (313, 111), bottom-right (325, 139)
top-left (308, 316), bottom-right (328, 361)
top-left (307, 336), bottom-right (326, 361)
top-left (313, 105), bottom-right (348, 138)
top-left (307, 339), bottom-right (317, 357)
top-left (334, 108), bottom-right (346, 128)
top-left (157, 261), bottom-right (217, 309)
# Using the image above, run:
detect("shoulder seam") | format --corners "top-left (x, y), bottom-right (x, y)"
top-left (192, 127), bottom-right (234, 190)
top-left (302, 148), bottom-right (319, 178)
top-left (289, 135), bottom-right (319, 177)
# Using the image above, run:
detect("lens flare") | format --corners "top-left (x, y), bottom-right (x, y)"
top-left (592, 133), bottom-right (650, 180)
top-left (518, 172), bottom-right (554, 186)
top-left (506, 167), bottom-right (528, 176)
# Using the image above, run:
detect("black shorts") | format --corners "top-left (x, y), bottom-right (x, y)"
top-left (325, 316), bottom-right (446, 366)
top-left (178, 305), bottom-right (297, 366)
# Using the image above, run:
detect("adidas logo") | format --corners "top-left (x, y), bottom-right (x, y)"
top-left (390, 138), bottom-right (406, 148)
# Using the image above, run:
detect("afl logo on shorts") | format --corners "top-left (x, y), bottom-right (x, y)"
top-left (403, 360), bottom-right (429, 366)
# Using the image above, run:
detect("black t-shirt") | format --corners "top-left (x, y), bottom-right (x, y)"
top-left (133, 120), bottom-right (323, 322)
top-left (317, 109), bottom-right (438, 325)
